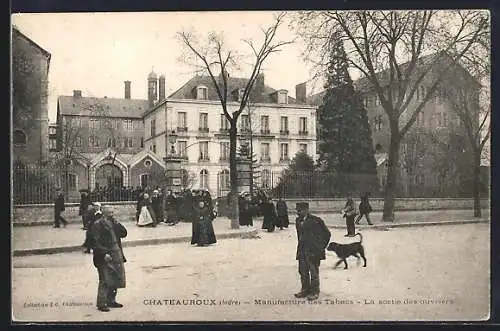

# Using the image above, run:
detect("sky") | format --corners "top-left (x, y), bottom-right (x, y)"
top-left (12, 11), bottom-right (317, 123)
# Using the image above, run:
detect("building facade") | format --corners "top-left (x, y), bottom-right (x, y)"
top-left (54, 71), bottom-right (317, 199)
top-left (12, 26), bottom-right (51, 166)
top-left (309, 54), bottom-right (481, 197)
top-left (144, 73), bottom-right (317, 197)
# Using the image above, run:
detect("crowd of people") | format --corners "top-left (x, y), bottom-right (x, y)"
top-left (54, 186), bottom-right (375, 311)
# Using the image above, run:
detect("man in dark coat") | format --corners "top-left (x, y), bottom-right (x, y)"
top-left (79, 190), bottom-right (91, 230)
top-left (54, 191), bottom-right (68, 228)
top-left (276, 198), bottom-right (289, 230)
top-left (89, 205), bottom-right (127, 312)
top-left (151, 190), bottom-right (162, 225)
top-left (164, 190), bottom-right (178, 225)
top-left (261, 200), bottom-right (278, 232)
top-left (294, 202), bottom-right (331, 301)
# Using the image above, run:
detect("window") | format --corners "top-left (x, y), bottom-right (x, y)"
top-left (261, 143), bottom-right (270, 161)
top-left (374, 115), bottom-right (383, 132)
top-left (277, 90), bottom-right (288, 104)
top-left (220, 169), bottom-right (230, 189)
top-left (152, 144), bottom-right (156, 153)
top-left (220, 142), bottom-right (230, 161)
top-left (199, 142), bottom-right (209, 161)
top-left (220, 114), bottom-right (230, 131)
top-left (73, 117), bottom-right (82, 128)
top-left (197, 86), bottom-right (208, 100)
top-left (416, 111), bottom-right (425, 126)
top-left (280, 116), bottom-right (288, 134)
top-left (199, 113), bottom-right (209, 131)
top-left (123, 119), bottom-right (133, 132)
top-left (435, 113), bottom-right (443, 127)
top-left (299, 117), bottom-right (308, 134)
top-left (124, 137), bottom-right (133, 148)
top-left (89, 118), bottom-right (99, 130)
top-left (140, 137), bottom-right (144, 148)
top-left (280, 143), bottom-right (289, 161)
top-left (200, 169), bottom-right (209, 189)
top-left (151, 118), bottom-right (156, 137)
top-left (261, 169), bottom-right (271, 188)
top-left (177, 112), bottom-right (187, 130)
top-left (443, 113), bottom-right (448, 127)
top-left (299, 143), bottom-right (308, 154)
top-left (261, 115), bottom-right (269, 134)
top-left (89, 136), bottom-right (99, 147)
top-left (49, 127), bottom-right (57, 135)
top-left (49, 139), bottom-right (57, 150)
top-left (178, 141), bottom-right (187, 158)
top-left (140, 174), bottom-right (149, 188)
top-left (13, 130), bottom-right (26, 145)
top-left (107, 138), bottom-right (116, 148)
top-left (64, 173), bottom-right (77, 190)
top-left (241, 114), bottom-right (250, 132)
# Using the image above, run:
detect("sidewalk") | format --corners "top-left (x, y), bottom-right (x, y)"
top-left (12, 209), bottom-right (489, 257)
top-left (12, 218), bottom-right (258, 257)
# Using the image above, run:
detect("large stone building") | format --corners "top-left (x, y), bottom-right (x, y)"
top-left (309, 53), bottom-right (481, 197)
top-left (12, 26), bottom-right (51, 166)
top-left (144, 72), bottom-right (317, 196)
top-left (55, 70), bottom-right (317, 199)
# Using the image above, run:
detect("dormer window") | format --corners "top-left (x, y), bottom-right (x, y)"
top-left (196, 85), bottom-right (208, 100)
top-left (232, 88), bottom-right (245, 102)
top-left (277, 90), bottom-right (288, 104)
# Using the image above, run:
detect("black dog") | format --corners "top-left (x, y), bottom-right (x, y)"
top-left (326, 232), bottom-right (366, 269)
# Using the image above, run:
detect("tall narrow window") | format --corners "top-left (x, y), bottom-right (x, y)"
top-left (374, 115), bottom-right (383, 132)
top-left (220, 114), bottom-right (230, 131)
top-left (197, 86), bottom-right (208, 100)
top-left (280, 116), bottom-right (288, 134)
top-left (261, 143), bottom-right (270, 161)
top-left (178, 141), bottom-right (187, 158)
top-left (200, 169), bottom-right (209, 189)
top-left (220, 142), bottom-right (230, 161)
top-left (220, 169), bottom-right (230, 189)
top-left (299, 117), bottom-right (308, 134)
top-left (199, 142), bottom-right (209, 160)
top-left (261, 169), bottom-right (271, 188)
top-left (241, 114), bottom-right (250, 132)
top-left (261, 115), bottom-right (269, 134)
top-left (199, 113), bottom-right (208, 132)
top-left (280, 143), bottom-right (289, 161)
top-left (151, 118), bottom-right (156, 137)
top-left (140, 174), bottom-right (149, 188)
top-left (177, 112), bottom-right (187, 130)
top-left (299, 143), bottom-right (308, 154)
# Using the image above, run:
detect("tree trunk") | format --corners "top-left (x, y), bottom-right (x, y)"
top-left (229, 125), bottom-right (240, 229)
top-left (472, 151), bottom-right (482, 218)
top-left (383, 133), bottom-right (401, 222)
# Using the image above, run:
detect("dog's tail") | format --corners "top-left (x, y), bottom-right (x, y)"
top-left (355, 232), bottom-right (363, 243)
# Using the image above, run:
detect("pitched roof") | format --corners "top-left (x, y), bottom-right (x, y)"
top-left (168, 74), bottom-right (297, 104)
top-left (58, 95), bottom-right (149, 118)
top-left (308, 52), bottom-right (480, 106)
top-left (12, 26), bottom-right (51, 59)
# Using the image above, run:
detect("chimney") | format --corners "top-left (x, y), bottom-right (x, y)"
top-left (158, 75), bottom-right (166, 101)
top-left (256, 73), bottom-right (264, 89)
top-left (295, 82), bottom-right (307, 104)
top-left (73, 90), bottom-right (82, 98)
top-left (124, 81), bottom-right (131, 99)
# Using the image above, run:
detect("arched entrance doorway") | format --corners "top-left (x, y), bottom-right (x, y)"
top-left (95, 164), bottom-right (123, 189)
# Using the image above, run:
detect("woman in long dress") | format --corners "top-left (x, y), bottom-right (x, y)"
top-left (191, 200), bottom-right (217, 247)
top-left (137, 193), bottom-right (157, 227)
top-left (276, 198), bottom-right (289, 230)
top-left (261, 199), bottom-right (278, 232)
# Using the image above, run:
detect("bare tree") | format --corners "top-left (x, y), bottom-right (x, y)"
top-left (293, 10), bottom-right (489, 221)
top-left (399, 130), bottom-right (429, 197)
top-left (177, 12), bottom-right (293, 228)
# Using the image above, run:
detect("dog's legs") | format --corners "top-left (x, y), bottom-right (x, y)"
top-left (334, 260), bottom-right (343, 269)
top-left (343, 259), bottom-right (348, 269)
top-left (359, 246), bottom-right (367, 267)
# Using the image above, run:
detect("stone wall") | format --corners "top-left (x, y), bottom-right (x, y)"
top-left (12, 198), bottom-right (490, 226)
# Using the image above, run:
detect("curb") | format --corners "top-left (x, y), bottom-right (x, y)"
top-left (319, 218), bottom-right (490, 230)
top-left (12, 229), bottom-right (259, 257)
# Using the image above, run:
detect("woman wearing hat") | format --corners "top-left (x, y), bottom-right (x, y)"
top-left (191, 199), bottom-right (217, 247)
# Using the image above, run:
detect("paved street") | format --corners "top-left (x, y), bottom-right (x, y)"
top-left (12, 222), bottom-right (490, 322)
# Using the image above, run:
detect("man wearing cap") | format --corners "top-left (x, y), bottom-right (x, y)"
top-left (294, 202), bottom-right (331, 300)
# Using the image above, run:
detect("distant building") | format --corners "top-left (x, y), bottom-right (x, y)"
top-left (12, 26), bottom-right (51, 166)
top-left (309, 53), bottom-right (482, 197)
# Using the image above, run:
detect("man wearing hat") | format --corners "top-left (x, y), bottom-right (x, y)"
top-left (294, 202), bottom-right (331, 300)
